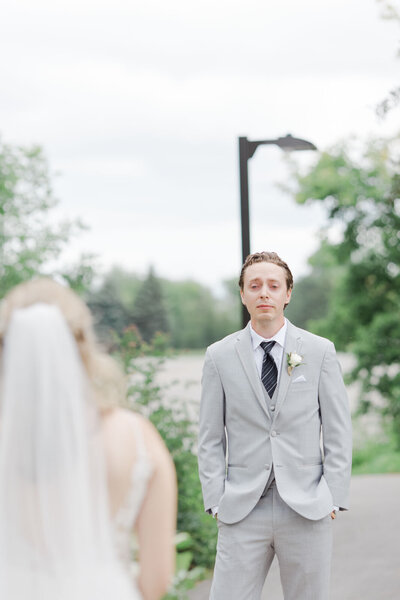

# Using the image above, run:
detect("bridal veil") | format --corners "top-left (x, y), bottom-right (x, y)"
top-left (0, 303), bottom-right (136, 599)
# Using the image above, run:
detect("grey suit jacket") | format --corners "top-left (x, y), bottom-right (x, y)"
top-left (198, 320), bottom-right (352, 524)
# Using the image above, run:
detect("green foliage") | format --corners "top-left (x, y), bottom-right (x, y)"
top-left (217, 278), bottom-right (242, 337)
top-left (376, 86), bottom-right (400, 118)
top-left (89, 268), bottom-right (241, 350)
top-left (163, 277), bottom-right (240, 349)
top-left (285, 242), bottom-right (343, 331)
top-left (164, 533), bottom-right (207, 600)
top-left (132, 267), bottom-right (170, 343)
top-left (62, 254), bottom-right (97, 296)
top-left (376, 0), bottom-right (400, 117)
top-left (352, 429), bottom-right (400, 474)
top-left (114, 327), bottom-right (217, 572)
top-left (163, 280), bottom-right (217, 349)
top-left (292, 136), bottom-right (400, 445)
top-left (87, 271), bottom-right (139, 343)
top-left (0, 139), bottom-right (89, 298)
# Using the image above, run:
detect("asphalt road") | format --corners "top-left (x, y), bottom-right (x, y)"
top-left (188, 473), bottom-right (400, 600)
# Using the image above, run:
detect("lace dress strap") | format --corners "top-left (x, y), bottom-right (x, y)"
top-left (132, 415), bottom-right (150, 462)
top-left (113, 416), bottom-right (154, 569)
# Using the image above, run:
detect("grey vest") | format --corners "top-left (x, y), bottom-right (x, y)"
top-left (261, 385), bottom-right (278, 495)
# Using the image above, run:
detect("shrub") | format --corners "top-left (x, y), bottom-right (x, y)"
top-left (114, 326), bottom-right (217, 571)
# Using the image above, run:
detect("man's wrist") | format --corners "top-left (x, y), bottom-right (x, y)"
top-left (211, 505), bottom-right (219, 518)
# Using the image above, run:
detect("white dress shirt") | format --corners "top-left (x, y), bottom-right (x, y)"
top-left (249, 319), bottom-right (287, 379)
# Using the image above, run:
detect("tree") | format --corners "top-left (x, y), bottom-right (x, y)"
top-left (87, 267), bottom-right (141, 344)
top-left (376, 0), bottom-right (400, 117)
top-left (88, 279), bottom-right (135, 344)
top-left (217, 277), bottom-right (242, 336)
top-left (285, 241), bottom-right (342, 331)
top-left (0, 139), bottom-right (86, 298)
top-left (163, 279), bottom-right (215, 349)
top-left (62, 254), bottom-right (97, 296)
top-left (133, 267), bottom-right (170, 343)
top-left (292, 137), bottom-right (400, 445)
top-left (88, 268), bottom-right (241, 350)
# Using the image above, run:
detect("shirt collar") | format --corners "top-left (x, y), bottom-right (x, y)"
top-left (250, 319), bottom-right (287, 351)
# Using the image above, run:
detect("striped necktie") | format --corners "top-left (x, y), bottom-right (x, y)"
top-left (260, 341), bottom-right (278, 398)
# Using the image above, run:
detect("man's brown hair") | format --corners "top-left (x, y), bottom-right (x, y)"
top-left (238, 251), bottom-right (294, 291)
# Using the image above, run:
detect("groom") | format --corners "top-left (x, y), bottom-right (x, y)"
top-left (198, 251), bottom-right (352, 600)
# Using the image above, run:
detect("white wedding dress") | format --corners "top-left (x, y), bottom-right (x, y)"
top-left (0, 303), bottom-right (154, 600)
top-left (113, 419), bottom-right (154, 590)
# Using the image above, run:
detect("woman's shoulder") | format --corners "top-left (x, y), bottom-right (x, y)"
top-left (103, 408), bottom-right (160, 440)
top-left (102, 408), bottom-right (172, 467)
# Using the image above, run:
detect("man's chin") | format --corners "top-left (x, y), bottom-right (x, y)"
top-left (255, 313), bottom-right (274, 321)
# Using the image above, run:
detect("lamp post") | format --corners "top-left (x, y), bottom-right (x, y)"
top-left (238, 133), bottom-right (317, 327)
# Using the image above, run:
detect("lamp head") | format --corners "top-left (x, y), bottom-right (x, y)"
top-left (276, 134), bottom-right (317, 152)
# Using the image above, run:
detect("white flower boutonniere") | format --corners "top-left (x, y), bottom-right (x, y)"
top-left (287, 352), bottom-right (304, 376)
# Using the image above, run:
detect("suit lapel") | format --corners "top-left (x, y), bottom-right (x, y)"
top-left (235, 324), bottom-right (270, 419)
top-left (273, 320), bottom-right (303, 417)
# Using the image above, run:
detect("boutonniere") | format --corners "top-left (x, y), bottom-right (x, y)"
top-left (287, 352), bottom-right (304, 375)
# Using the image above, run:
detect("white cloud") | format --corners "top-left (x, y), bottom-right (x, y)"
top-left (1, 0), bottom-right (399, 285)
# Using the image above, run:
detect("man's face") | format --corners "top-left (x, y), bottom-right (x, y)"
top-left (240, 261), bottom-right (292, 325)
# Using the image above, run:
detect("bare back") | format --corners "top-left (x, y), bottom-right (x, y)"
top-left (100, 408), bottom-right (177, 600)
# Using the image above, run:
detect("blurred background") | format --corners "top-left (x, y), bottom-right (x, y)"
top-left (1, 0), bottom-right (399, 597)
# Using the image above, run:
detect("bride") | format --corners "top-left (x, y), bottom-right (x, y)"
top-left (0, 278), bottom-right (177, 600)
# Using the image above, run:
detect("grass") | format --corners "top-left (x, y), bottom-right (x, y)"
top-left (352, 433), bottom-right (400, 475)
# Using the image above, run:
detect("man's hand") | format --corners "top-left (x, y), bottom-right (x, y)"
top-left (211, 506), bottom-right (219, 519)
top-left (330, 511), bottom-right (336, 520)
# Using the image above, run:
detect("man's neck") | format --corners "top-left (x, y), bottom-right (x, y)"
top-left (251, 317), bottom-right (285, 339)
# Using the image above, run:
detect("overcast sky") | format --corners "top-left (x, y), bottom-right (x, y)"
top-left (1, 0), bottom-right (399, 287)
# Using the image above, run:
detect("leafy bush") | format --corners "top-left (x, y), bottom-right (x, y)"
top-left (352, 426), bottom-right (400, 474)
top-left (114, 326), bottom-right (217, 571)
top-left (292, 139), bottom-right (400, 447)
top-left (164, 533), bottom-right (207, 599)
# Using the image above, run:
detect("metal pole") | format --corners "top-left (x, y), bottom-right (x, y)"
top-left (237, 134), bottom-right (317, 328)
top-left (239, 137), bottom-right (250, 264)
top-left (239, 137), bottom-right (250, 327)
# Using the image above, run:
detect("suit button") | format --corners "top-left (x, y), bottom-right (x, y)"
top-left (271, 430), bottom-right (277, 437)
top-left (271, 405), bottom-right (275, 411)
top-left (264, 464), bottom-right (270, 470)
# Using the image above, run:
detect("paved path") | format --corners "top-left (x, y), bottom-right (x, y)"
top-left (189, 474), bottom-right (400, 600)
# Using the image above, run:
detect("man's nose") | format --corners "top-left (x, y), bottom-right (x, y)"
top-left (259, 285), bottom-right (269, 298)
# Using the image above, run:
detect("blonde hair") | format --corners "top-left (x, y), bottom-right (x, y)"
top-left (0, 278), bottom-right (125, 412)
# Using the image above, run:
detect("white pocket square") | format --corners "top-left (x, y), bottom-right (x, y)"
top-left (292, 375), bottom-right (307, 383)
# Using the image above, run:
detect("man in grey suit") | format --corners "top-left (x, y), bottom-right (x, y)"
top-left (198, 251), bottom-right (352, 600)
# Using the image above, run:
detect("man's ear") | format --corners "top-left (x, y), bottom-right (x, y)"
top-left (286, 287), bottom-right (292, 305)
top-left (240, 289), bottom-right (246, 305)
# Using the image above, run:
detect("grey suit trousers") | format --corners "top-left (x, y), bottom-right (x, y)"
top-left (210, 483), bottom-right (333, 600)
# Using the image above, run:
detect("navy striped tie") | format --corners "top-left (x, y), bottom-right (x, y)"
top-left (261, 341), bottom-right (277, 398)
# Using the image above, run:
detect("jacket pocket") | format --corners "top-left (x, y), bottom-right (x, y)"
top-left (301, 456), bottom-right (323, 466)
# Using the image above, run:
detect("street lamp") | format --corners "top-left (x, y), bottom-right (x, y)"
top-left (238, 133), bottom-right (317, 327)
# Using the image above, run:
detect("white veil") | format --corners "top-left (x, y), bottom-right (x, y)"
top-left (0, 303), bottom-right (135, 599)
